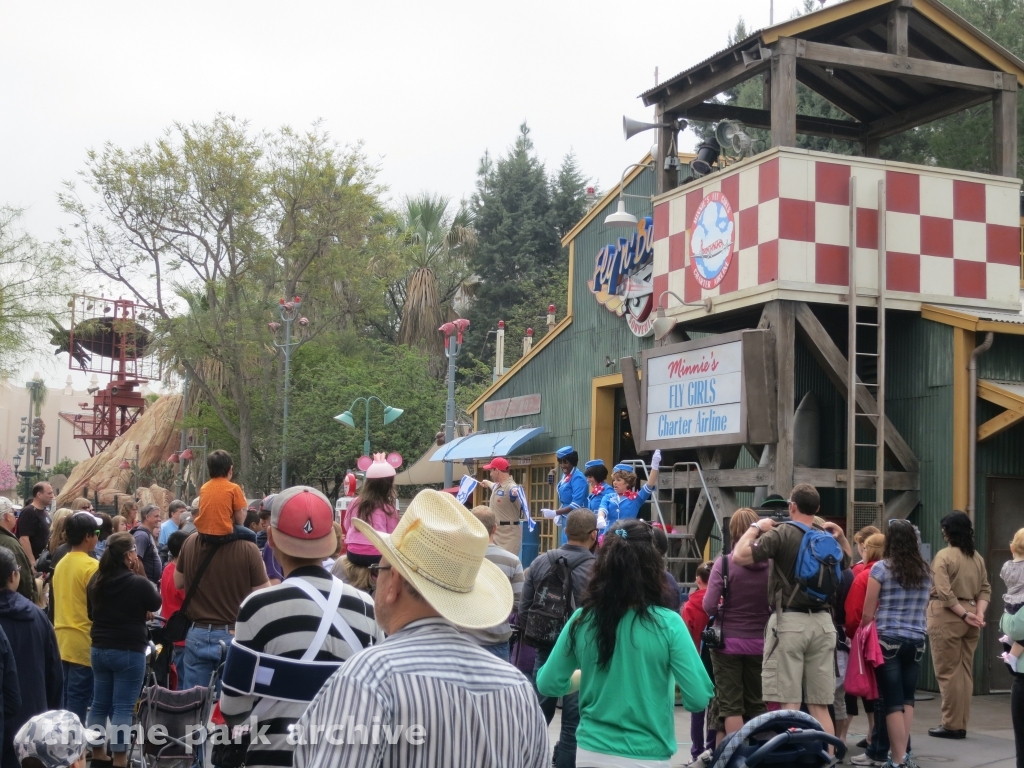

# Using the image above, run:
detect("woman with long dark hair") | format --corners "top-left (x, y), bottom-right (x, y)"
top-left (87, 532), bottom-right (161, 767)
top-left (859, 520), bottom-right (930, 768)
top-left (926, 511), bottom-right (991, 740)
top-left (342, 455), bottom-right (400, 582)
top-left (537, 518), bottom-right (713, 767)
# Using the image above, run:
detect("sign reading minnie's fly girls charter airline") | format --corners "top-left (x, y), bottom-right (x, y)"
top-left (639, 330), bottom-right (777, 450)
top-left (646, 341), bottom-right (743, 441)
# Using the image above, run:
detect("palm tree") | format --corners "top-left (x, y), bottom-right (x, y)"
top-left (394, 194), bottom-right (476, 356)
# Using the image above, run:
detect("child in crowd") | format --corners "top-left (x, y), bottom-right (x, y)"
top-left (1000, 528), bottom-right (1024, 671)
top-left (682, 562), bottom-right (715, 762)
top-left (194, 450), bottom-right (248, 537)
top-left (14, 710), bottom-right (87, 768)
top-left (343, 453), bottom-right (400, 567)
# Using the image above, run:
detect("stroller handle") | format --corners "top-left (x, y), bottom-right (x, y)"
top-left (736, 729), bottom-right (847, 767)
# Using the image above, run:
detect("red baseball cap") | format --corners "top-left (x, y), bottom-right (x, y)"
top-left (482, 457), bottom-right (509, 471)
top-left (270, 486), bottom-right (336, 559)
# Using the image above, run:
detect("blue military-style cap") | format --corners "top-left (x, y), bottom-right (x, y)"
top-left (613, 463), bottom-right (633, 472)
top-left (555, 445), bottom-right (575, 459)
top-left (584, 459), bottom-right (605, 469)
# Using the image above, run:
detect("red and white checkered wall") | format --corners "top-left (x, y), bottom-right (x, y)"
top-left (651, 150), bottom-right (1022, 309)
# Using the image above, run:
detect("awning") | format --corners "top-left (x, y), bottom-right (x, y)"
top-left (394, 445), bottom-right (473, 486)
top-left (429, 427), bottom-right (546, 462)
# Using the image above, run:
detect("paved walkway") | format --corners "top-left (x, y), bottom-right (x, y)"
top-left (547, 693), bottom-right (1018, 767)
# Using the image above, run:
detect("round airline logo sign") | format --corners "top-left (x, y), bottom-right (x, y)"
top-left (690, 192), bottom-right (736, 290)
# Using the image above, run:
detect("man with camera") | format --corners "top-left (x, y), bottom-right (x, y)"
top-left (732, 483), bottom-right (851, 738)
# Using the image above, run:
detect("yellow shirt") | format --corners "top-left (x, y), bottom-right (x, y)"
top-left (53, 551), bottom-right (99, 666)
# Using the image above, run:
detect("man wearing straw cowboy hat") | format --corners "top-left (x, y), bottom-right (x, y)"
top-left (293, 489), bottom-right (548, 768)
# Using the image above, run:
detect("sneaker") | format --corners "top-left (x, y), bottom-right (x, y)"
top-left (856, 738), bottom-right (869, 749)
top-left (851, 755), bottom-right (882, 766)
top-left (881, 761), bottom-right (906, 768)
top-left (903, 752), bottom-right (920, 768)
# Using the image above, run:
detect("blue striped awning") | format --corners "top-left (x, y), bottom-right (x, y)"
top-left (429, 427), bottom-right (546, 461)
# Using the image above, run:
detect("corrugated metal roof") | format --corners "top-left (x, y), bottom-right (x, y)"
top-left (928, 304), bottom-right (1024, 325)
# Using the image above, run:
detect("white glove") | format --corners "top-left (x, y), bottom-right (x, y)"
top-left (597, 510), bottom-right (608, 531)
top-left (651, 449), bottom-right (662, 471)
top-left (541, 508), bottom-right (557, 519)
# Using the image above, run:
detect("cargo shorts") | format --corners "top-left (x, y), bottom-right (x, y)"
top-left (761, 610), bottom-right (836, 706)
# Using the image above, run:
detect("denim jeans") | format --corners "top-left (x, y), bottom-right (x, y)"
top-left (533, 647), bottom-right (580, 768)
top-left (172, 645), bottom-right (186, 688)
top-left (875, 635), bottom-right (925, 714)
top-left (62, 661), bottom-right (94, 723)
top-left (1011, 674), bottom-right (1024, 768)
top-left (182, 627), bottom-right (232, 692)
top-left (88, 648), bottom-right (146, 752)
top-left (482, 641), bottom-right (511, 661)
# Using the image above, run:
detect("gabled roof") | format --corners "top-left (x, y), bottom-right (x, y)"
top-left (641, 0), bottom-right (1024, 137)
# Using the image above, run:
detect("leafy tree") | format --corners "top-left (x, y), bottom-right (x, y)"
top-left (0, 208), bottom-right (70, 369)
top-left (285, 342), bottom-right (447, 497)
top-left (59, 116), bottom-right (395, 492)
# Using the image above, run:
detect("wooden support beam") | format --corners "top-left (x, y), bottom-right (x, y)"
top-left (952, 326), bottom-right (973, 511)
top-left (676, 102), bottom-right (864, 141)
top-left (993, 83), bottom-right (1019, 178)
top-left (887, 2), bottom-right (909, 57)
top-left (651, 55), bottom-right (769, 112)
top-left (767, 301), bottom-right (796, 495)
top-left (620, 356), bottom-right (645, 450)
top-left (687, 447), bottom-right (740, 553)
top-left (793, 302), bottom-right (920, 473)
top-left (796, 64), bottom-right (881, 123)
top-left (977, 380), bottom-right (1024, 412)
top-left (654, 105), bottom-right (677, 195)
top-left (771, 40), bottom-right (798, 147)
top-left (866, 89), bottom-right (993, 140)
top-left (978, 408), bottom-right (1024, 442)
top-left (863, 135), bottom-right (881, 157)
top-left (791, 37), bottom-right (1008, 91)
top-left (884, 490), bottom-right (920, 522)
top-left (666, 467), bottom-right (918, 490)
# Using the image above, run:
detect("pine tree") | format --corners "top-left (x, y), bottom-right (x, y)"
top-left (550, 152), bottom-right (590, 240)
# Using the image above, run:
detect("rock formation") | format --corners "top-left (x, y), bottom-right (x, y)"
top-left (56, 394), bottom-right (182, 509)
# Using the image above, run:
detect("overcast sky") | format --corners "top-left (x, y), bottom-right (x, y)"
top-left (2, 0), bottom-right (809, 387)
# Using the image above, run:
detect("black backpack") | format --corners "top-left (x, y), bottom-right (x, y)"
top-left (522, 550), bottom-right (576, 648)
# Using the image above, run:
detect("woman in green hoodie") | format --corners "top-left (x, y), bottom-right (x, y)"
top-left (537, 517), bottom-right (714, 768)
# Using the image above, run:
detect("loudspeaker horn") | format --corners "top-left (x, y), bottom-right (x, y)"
top-left (741, 46), bottom-right (772, 67)
top-left (623, 116), bottom-right (663, 141)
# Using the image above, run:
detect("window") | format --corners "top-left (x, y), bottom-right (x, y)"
top-left (530, 465), bottom-right (557, 553)
top-left (44, 447), bottom-right (51, 465)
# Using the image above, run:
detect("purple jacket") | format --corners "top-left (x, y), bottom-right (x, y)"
top-left (703, 554), bottom-right (771, 654)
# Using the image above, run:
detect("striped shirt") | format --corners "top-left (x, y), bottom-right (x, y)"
top-left (219, 566), bottom-right (383, 768)
top-left (292, 618), bottom-right (549, 768)
top-left (464, 543), bottom-right (525, 646)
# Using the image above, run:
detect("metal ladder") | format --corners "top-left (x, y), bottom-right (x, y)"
top-left (620, 459), bottom-right (719, 588)
top-left (846, 177), bottom-right (886, 533)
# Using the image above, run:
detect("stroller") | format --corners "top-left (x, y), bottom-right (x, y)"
top-left (687, 711), bottom-right (847, 768)
top-left (127, 639), bottom-right (226, 768)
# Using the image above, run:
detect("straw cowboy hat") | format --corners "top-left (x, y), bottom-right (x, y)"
top-left (351, 488), bottom-right (513, 629)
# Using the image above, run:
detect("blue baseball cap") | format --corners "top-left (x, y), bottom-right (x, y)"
top-left (584, 459), bottom-right (605, 469)
top-left (613, 463), bottom-right (634, 472)
top-left (556, 446), bottom-right (575, 459)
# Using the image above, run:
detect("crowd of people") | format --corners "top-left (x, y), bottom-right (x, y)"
top-left (1, 444), bottom-right (1023, 768)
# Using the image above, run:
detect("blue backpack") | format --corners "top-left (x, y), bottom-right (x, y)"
top-left (783, 521), bottom-right (843, 605)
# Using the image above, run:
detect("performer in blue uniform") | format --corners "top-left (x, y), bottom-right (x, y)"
top-left (541, 446), bottom-right (589, 545)
top-left (598, 450), bottom-right (662, 531)
top-left (583, 459), bottom-right (613, 514)
top-left (541, 446), bottom-right (588, 518)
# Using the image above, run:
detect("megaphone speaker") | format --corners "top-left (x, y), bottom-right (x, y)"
top-left (623, 115), bottom-right (664, 141)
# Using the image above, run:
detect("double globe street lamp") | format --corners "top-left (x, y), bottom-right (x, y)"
top-left (334, 397), bottom-right (404, 460)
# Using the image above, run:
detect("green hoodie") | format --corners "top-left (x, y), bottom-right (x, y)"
top-left (537, 605), bottom-right (714, 762)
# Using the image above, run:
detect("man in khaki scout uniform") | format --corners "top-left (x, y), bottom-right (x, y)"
top-left (480, 457), bottom-right (525, 555)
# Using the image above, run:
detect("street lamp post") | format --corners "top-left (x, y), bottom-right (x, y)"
top-left (270, 297), bottom-right (308, 492)
top-left (439, 319), bottom-right (470, 488)
top-left (334, 397), bottom-right (404, 458)
top-left (166, 427), bottom-right (209, 501)
top-left (118, 444), bottom-right (140, 494)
